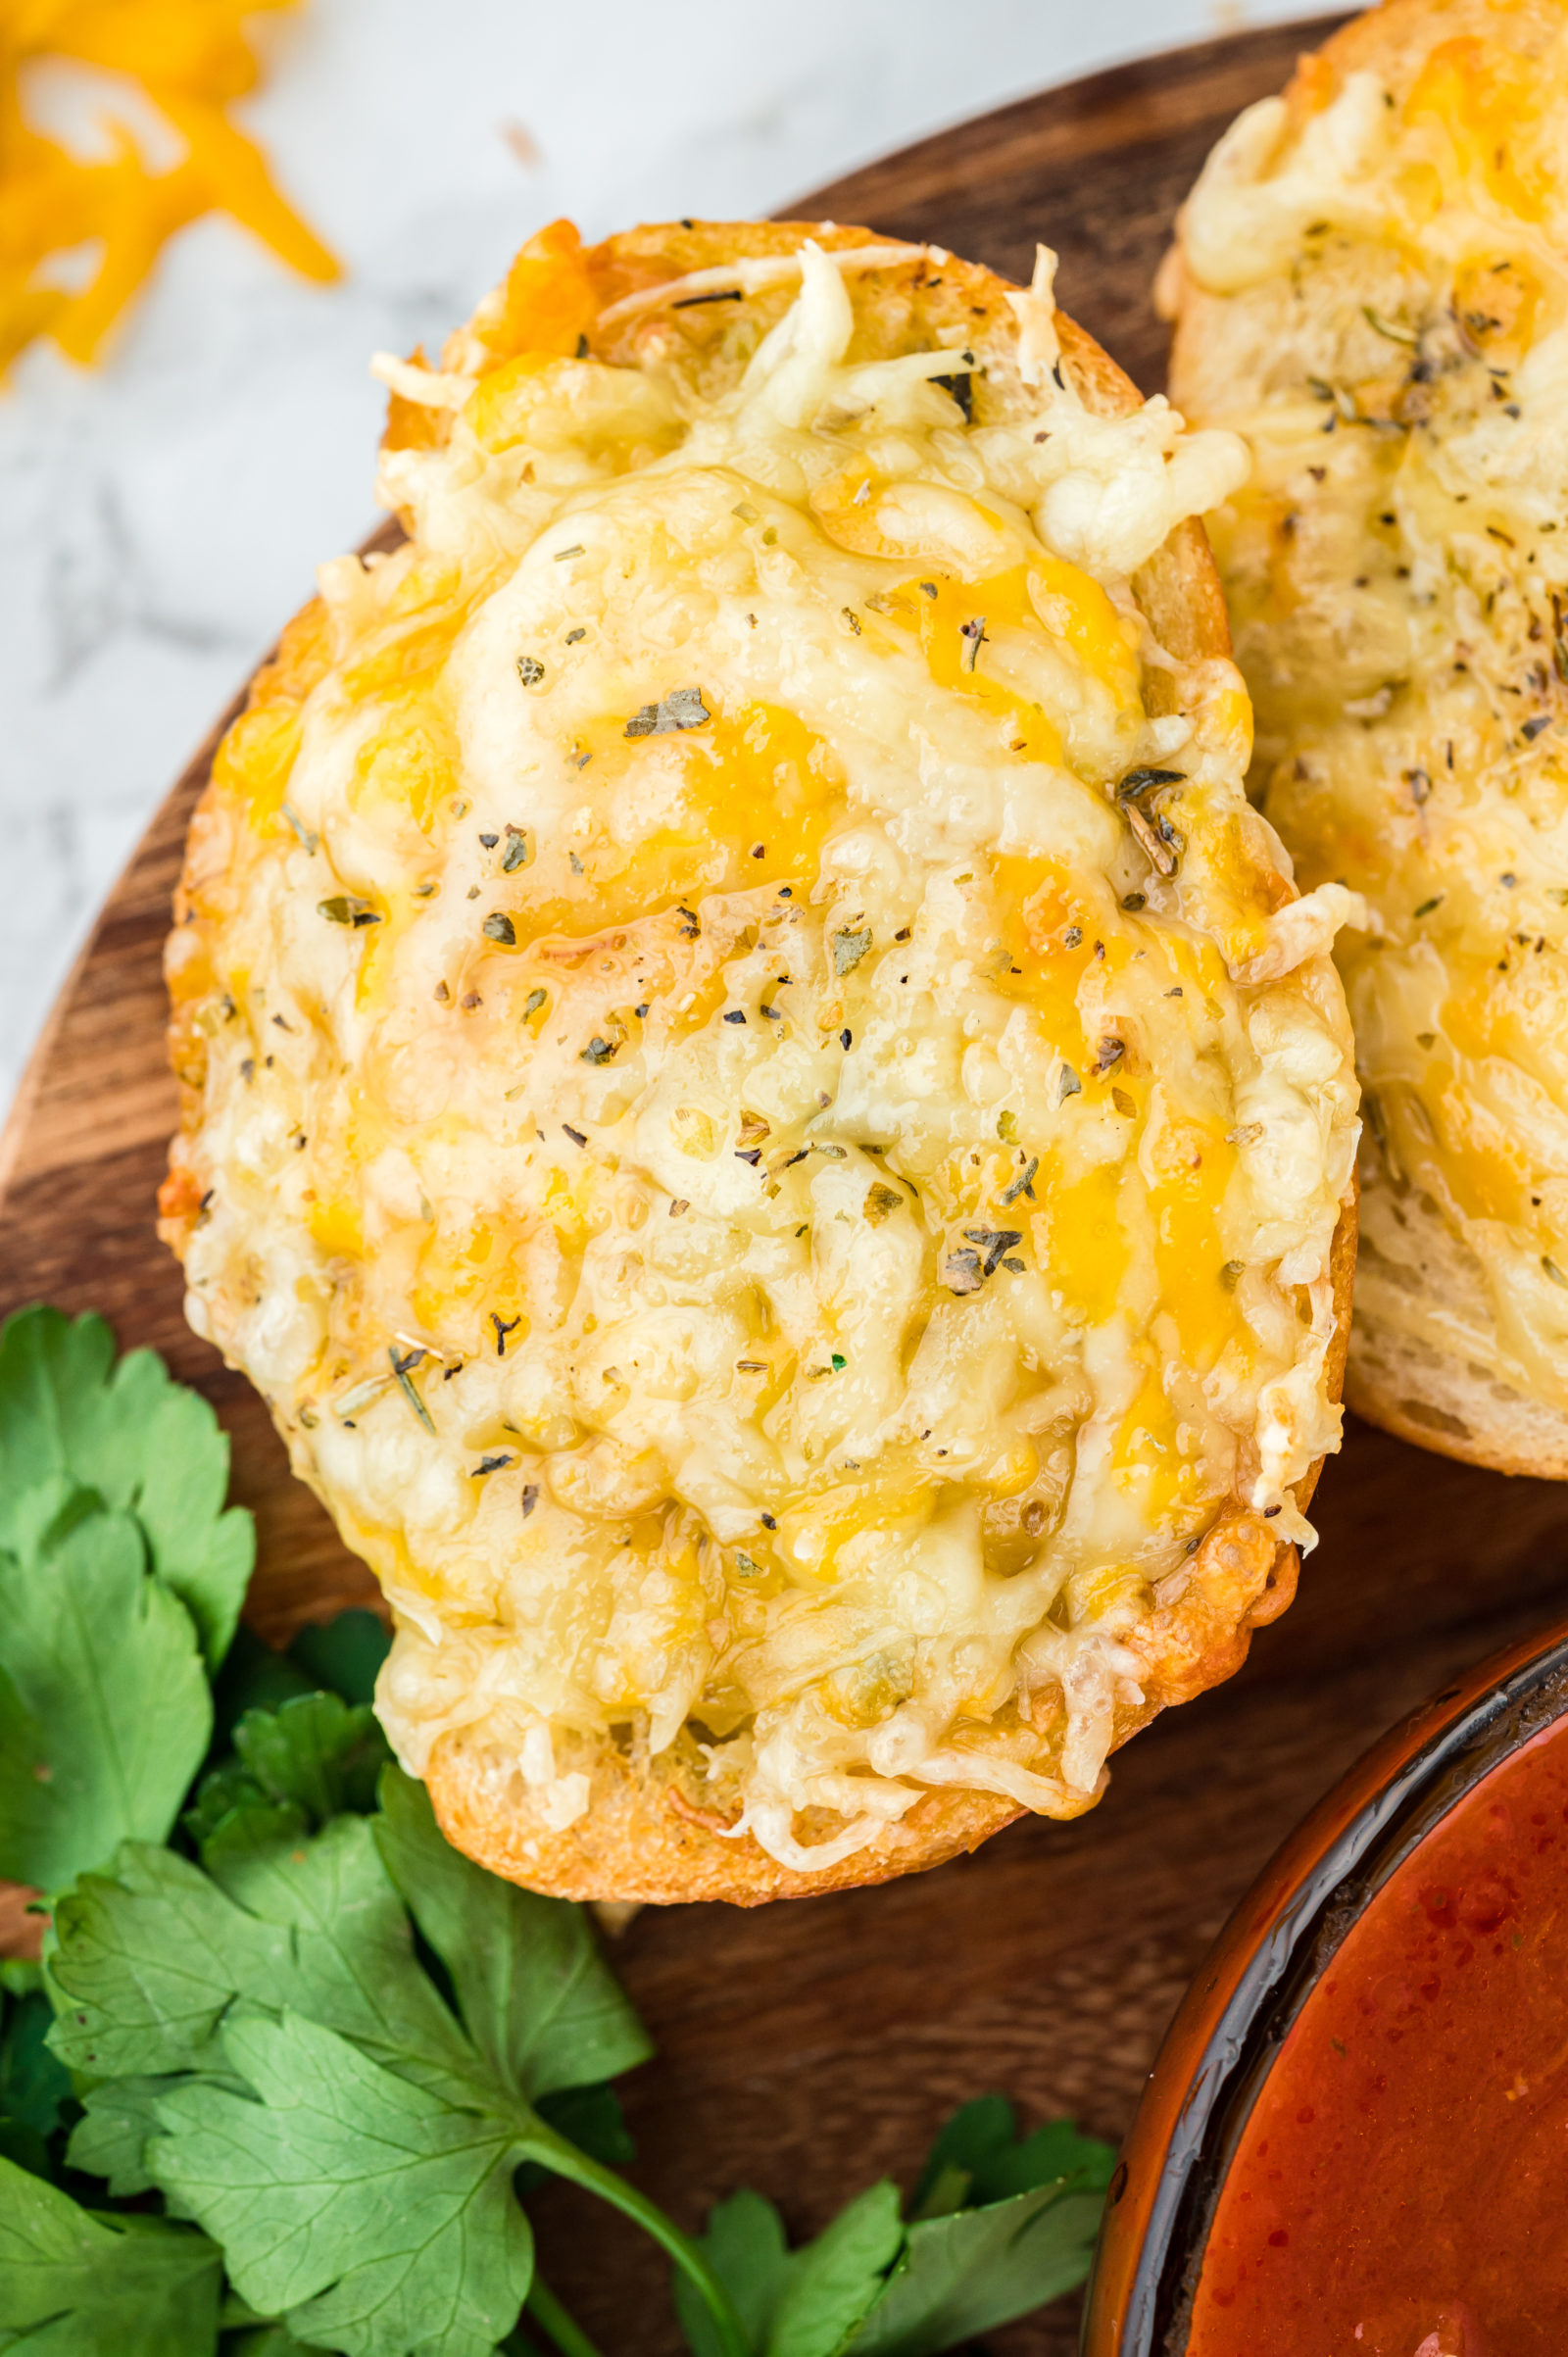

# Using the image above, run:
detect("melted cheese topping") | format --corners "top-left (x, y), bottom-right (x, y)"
top-left (167, 227), bottom-right (1356, 1868)
top-left (1173, 4), bottom-right (1568, 1413)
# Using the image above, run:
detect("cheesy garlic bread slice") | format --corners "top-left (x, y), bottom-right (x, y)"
top-left (1168, 0), bottom-right (1568, 1474)
top-left (162, 220), bottom-right (1357, 1902)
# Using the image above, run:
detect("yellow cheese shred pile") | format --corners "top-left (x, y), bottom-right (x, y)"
top-left (0, 0), bottom-right (337, 375)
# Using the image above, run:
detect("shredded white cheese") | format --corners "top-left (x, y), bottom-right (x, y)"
top-left (170, 230), bottom-right (1356, 1866)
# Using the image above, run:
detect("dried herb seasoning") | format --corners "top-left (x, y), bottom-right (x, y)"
top-left (832, 925), bottom-right (873, 975)
top-left (943, 1248), bottom-right (984, 1296)
top-left (625, 687), bottom-right (710, 738)
top-left (934, 368), bottom-right (974, 419)
top-left (1118, 766), bottom-right (1186, 800)
top-left (388, 1346), bottom-right (436, 1435)
top-left (963, 1227), bottom-right (1023, 1277)
top-left (280, 802), bottom-right (318, 854)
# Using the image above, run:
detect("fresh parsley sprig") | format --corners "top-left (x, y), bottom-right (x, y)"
top-left (41, 1771), bottom-right (743, 2357)
top-left (0, 1306), bottom-right (1117, 2356)
top-left (0, 1307), bottom-right (254, 1896)
top-left (675, 2101), bottom-right (1113, 2357)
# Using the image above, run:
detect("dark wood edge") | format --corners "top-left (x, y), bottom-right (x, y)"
top-left (791, 15), bottom-right (1350, 221)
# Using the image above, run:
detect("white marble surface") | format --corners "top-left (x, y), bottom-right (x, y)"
top-left (0, 0), bottom-right (1314, 1121)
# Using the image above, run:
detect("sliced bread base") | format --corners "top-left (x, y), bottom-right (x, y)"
top-left (1348, 1151), bottom-right (1568, 1479)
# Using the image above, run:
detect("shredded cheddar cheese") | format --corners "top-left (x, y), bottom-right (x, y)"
top-left (162, 221), bottom-right (1357, 1875)
top-left (0, 0), bottom-right (335, 374)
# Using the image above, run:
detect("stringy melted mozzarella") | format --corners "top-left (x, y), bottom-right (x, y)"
top-left (171, 242), bottom-right (1356, 1868)
top-left (1174, 15), bottom-right (1568, 1413)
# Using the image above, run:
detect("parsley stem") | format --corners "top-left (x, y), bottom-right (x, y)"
top-left (525, 2274), bottom-right (604, 2357)
top-left (521, 2127), bottom-right (749, 2357)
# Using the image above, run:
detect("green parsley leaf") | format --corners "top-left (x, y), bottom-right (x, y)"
top-left (287, 1610), bottom-right (391, 1707)
top-left (907, 2094), bottom-right (1011, 2217)
top-left (224, 2329), bottom-right (335, 2356)
top-left (212, 1629), bottom-right (318, 1748)
top-left (0, 2153), bottom-right (222, 2355)
top-left (47, 1761), bottom-right (739, 2357)
top-left (0, 2119), bottom-right (53, 2183)
top-left (534, 2082), bottom-right (635, 2171)
top-left (677, 2183), bottom-right (902, 2357)
top-left (183, 1767), bottom-right (307, 1864)
top-left (514, 2079), bottom-right (638, 2198)
top-left (68, 2076), bottom-right (178, 2197)
top-left (234, 1694), bottom-right (392, 1823)
top-left (675, 2191), bottom-right (789, 2357)
top-left (373, 1768), bottom-right (653, 2100)
top-left (185, 1694), bottom-right (392, 1862)
top-left (49, 1823), bottom-right (478, 2103)
top-left (771, 2185), bottom-right (902, 2357)
top-left (47, 1844), bottom-right (293, 2081)
top-left (203, 1817), bottom-right (481, 2099)
top-left (0, 1986), bottom-right (72, 2142)
top-left (150, 2009), bottom-right (534, 2357)
top-left (909, 2096), bottom-right (1111, 2214)
top-left (969, 2112), bottom-right (1113, 2204)
top-left (843, 2180), bottom-right (1106, 2356)
top-left (0, 1307), bottom-right (253, 1670)
top-left (0, 1510), bottom-right (211, 1892)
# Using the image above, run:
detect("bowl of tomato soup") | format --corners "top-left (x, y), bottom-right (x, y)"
top-left (1083, 1613), bottom-right (1568, 2357)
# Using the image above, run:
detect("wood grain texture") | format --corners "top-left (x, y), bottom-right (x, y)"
top-left (9, 21), bottom-right (1566, 2354)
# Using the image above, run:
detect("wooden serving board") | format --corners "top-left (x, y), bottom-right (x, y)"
top-left (7, 20), bottom-right (1568, 2350)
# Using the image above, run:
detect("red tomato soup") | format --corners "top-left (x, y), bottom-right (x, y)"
top-left (1188, 1712), bottom-right (1568, 2357)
